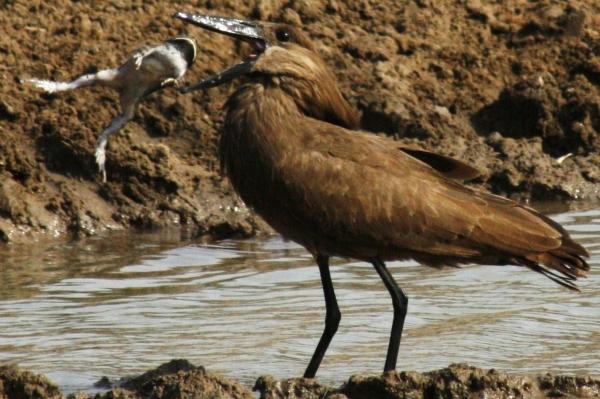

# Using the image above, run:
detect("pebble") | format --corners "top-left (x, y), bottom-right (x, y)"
top-left (434, 105), bottom-right (451, 118)
top-left (0, 100), bottom-right (18, 121)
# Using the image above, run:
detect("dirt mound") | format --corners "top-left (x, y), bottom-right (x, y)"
top-left (255, 363), bottom-right (600, 399)
top-left (69, 360), bottom-right (253, 399)
top-left (1, 0), bottom-right (599, 243)
top-left (0, 366), bottom-right (61, 399)
top-left (2, 361), bottom-right (599, 399)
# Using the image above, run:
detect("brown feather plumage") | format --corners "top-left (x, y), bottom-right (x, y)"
top-left (220, 40), bottom-right (589, 290)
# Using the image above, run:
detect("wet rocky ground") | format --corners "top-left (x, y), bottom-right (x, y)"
top-left (2, 360), bottom-right (599, 399)
top-left (1, 0), bottom-right (599, 243)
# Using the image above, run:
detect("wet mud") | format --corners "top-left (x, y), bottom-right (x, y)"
top-left (0, 365), bottom-right (61, 399)
top-left (1, 0), bottom-right (599, 243)
top-left (3, 361), bottom-right (600, 399)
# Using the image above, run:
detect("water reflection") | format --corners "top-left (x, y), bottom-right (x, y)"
top-left (0, 204), bottom-right (598, 393)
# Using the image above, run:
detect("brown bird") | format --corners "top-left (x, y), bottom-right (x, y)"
top-left (174, 12), bottom-right (590, 378)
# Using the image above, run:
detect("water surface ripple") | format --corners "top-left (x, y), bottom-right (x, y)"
top-left (0, 205), bottom-right (599, 392)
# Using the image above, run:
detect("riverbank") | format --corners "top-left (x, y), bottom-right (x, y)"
top-left (2, 0), bottom-right (599, 243)
top-left (2, 360), bottom-right (599, 399)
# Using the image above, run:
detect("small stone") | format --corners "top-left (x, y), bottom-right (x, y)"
top-left (556, 153), bottom-right (573, 164)
top-left (79, 14), bottom-right (92, 35)
top-left (0, 99), bottom-right (18, 121)
top-left (540, 5), bottom-right (564, 20)
top-left (536, 75), bottom-right (545, 87)
top-left (434, 105), bottom-right (451, 118)
top-left (571, 122), bottom-right (585, 134)
top-left (466, 0), bottom-right (494, 23)
top-left (486, 131), bottom-right (504, 146)
top-left (564, 9), bottom-right (586, 37)
top-left (94, 375), bottom-right (112, 389)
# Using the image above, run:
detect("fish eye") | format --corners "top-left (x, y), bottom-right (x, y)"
top-left (275, 28), bottom-right (292, 42)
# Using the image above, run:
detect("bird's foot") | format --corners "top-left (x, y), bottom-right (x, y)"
top-left (161, 77), bottom-right (178, 88)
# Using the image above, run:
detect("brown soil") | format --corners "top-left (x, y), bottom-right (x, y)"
top-left (0, 366), bottom-right (61, 399)
top-left (255, 363), bottom-right (600, 398)
top-left (3, 361), bottom-right (600, 399)
top-left (1, 0), bottom-right (599, 243)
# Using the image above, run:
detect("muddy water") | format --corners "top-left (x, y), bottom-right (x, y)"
top-left (0, 204), bottom-right (599, 393)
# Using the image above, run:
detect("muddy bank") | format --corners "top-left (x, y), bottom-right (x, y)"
top-left (0, 365), bottom-right (61, 399)
top-left (3, 360), bottom-right (600, 399)
top-left (1, 0), bottom-right (599, 243)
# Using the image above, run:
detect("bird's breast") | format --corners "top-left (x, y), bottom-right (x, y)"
top-left (220, 88), bottom-right (320, 247)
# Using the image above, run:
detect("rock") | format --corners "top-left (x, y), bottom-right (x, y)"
top-left (94, 376), bottom-right (112, 389)
top-left (71, 360), bottom-right (253, 399)
top-left (5, 361), bottom-right (600, 399)
top-left (0, 100), bottom-right (18, 121)
top-left (0, 365), bottom-right (62, 399)
top-left (252, 363), bottom-right (600, 398)
top-left (254, 375), bottom-right (335, 399)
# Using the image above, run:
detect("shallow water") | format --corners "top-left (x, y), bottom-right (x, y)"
top-left (0, 203), bottom-right (599, 393)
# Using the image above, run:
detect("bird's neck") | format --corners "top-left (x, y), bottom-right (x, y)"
top-left (219, 82), bottom-right (303, 211)
top-left (222, 81), bottom-right (304, 163)
top-left (220, 74), bottom-right (360, 179)
top-left (278, 75), bottom-right (361, 130)
top-left (229, 71), bottom-right (360, 127)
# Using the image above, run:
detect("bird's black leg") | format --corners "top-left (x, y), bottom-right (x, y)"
top-left (372, 257), bottom-right (408, 372)
top-left (304, 254), bottom-right (341, 378)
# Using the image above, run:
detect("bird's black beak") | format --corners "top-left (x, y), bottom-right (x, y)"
top-left (174, 12), bottom-right (267, 92)
top-left (174, 13), bottom-right (264, 43)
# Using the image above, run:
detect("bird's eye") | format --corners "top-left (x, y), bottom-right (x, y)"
top-left (275, 28), bottom-right (291, 42)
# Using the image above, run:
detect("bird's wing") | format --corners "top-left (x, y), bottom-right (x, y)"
top-left (396, 146), bottom-right (482, 181)
top-left (274, 120), bottom-right (588, 287)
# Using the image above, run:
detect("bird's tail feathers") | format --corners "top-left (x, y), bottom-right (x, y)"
top-left (515, 236), bottom-right (590, 291)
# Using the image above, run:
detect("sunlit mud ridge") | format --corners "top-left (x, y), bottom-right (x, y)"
top-left (2, 360), bottom-right (600, 399)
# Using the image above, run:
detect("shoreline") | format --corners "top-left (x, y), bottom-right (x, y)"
top-left (3, 360), bottom-right (599, 399)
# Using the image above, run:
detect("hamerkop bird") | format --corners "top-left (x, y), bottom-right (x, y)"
top-left (26, 38), bottom-right (197, 182)
top-left (174, 12), bottom-right (590, 378)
